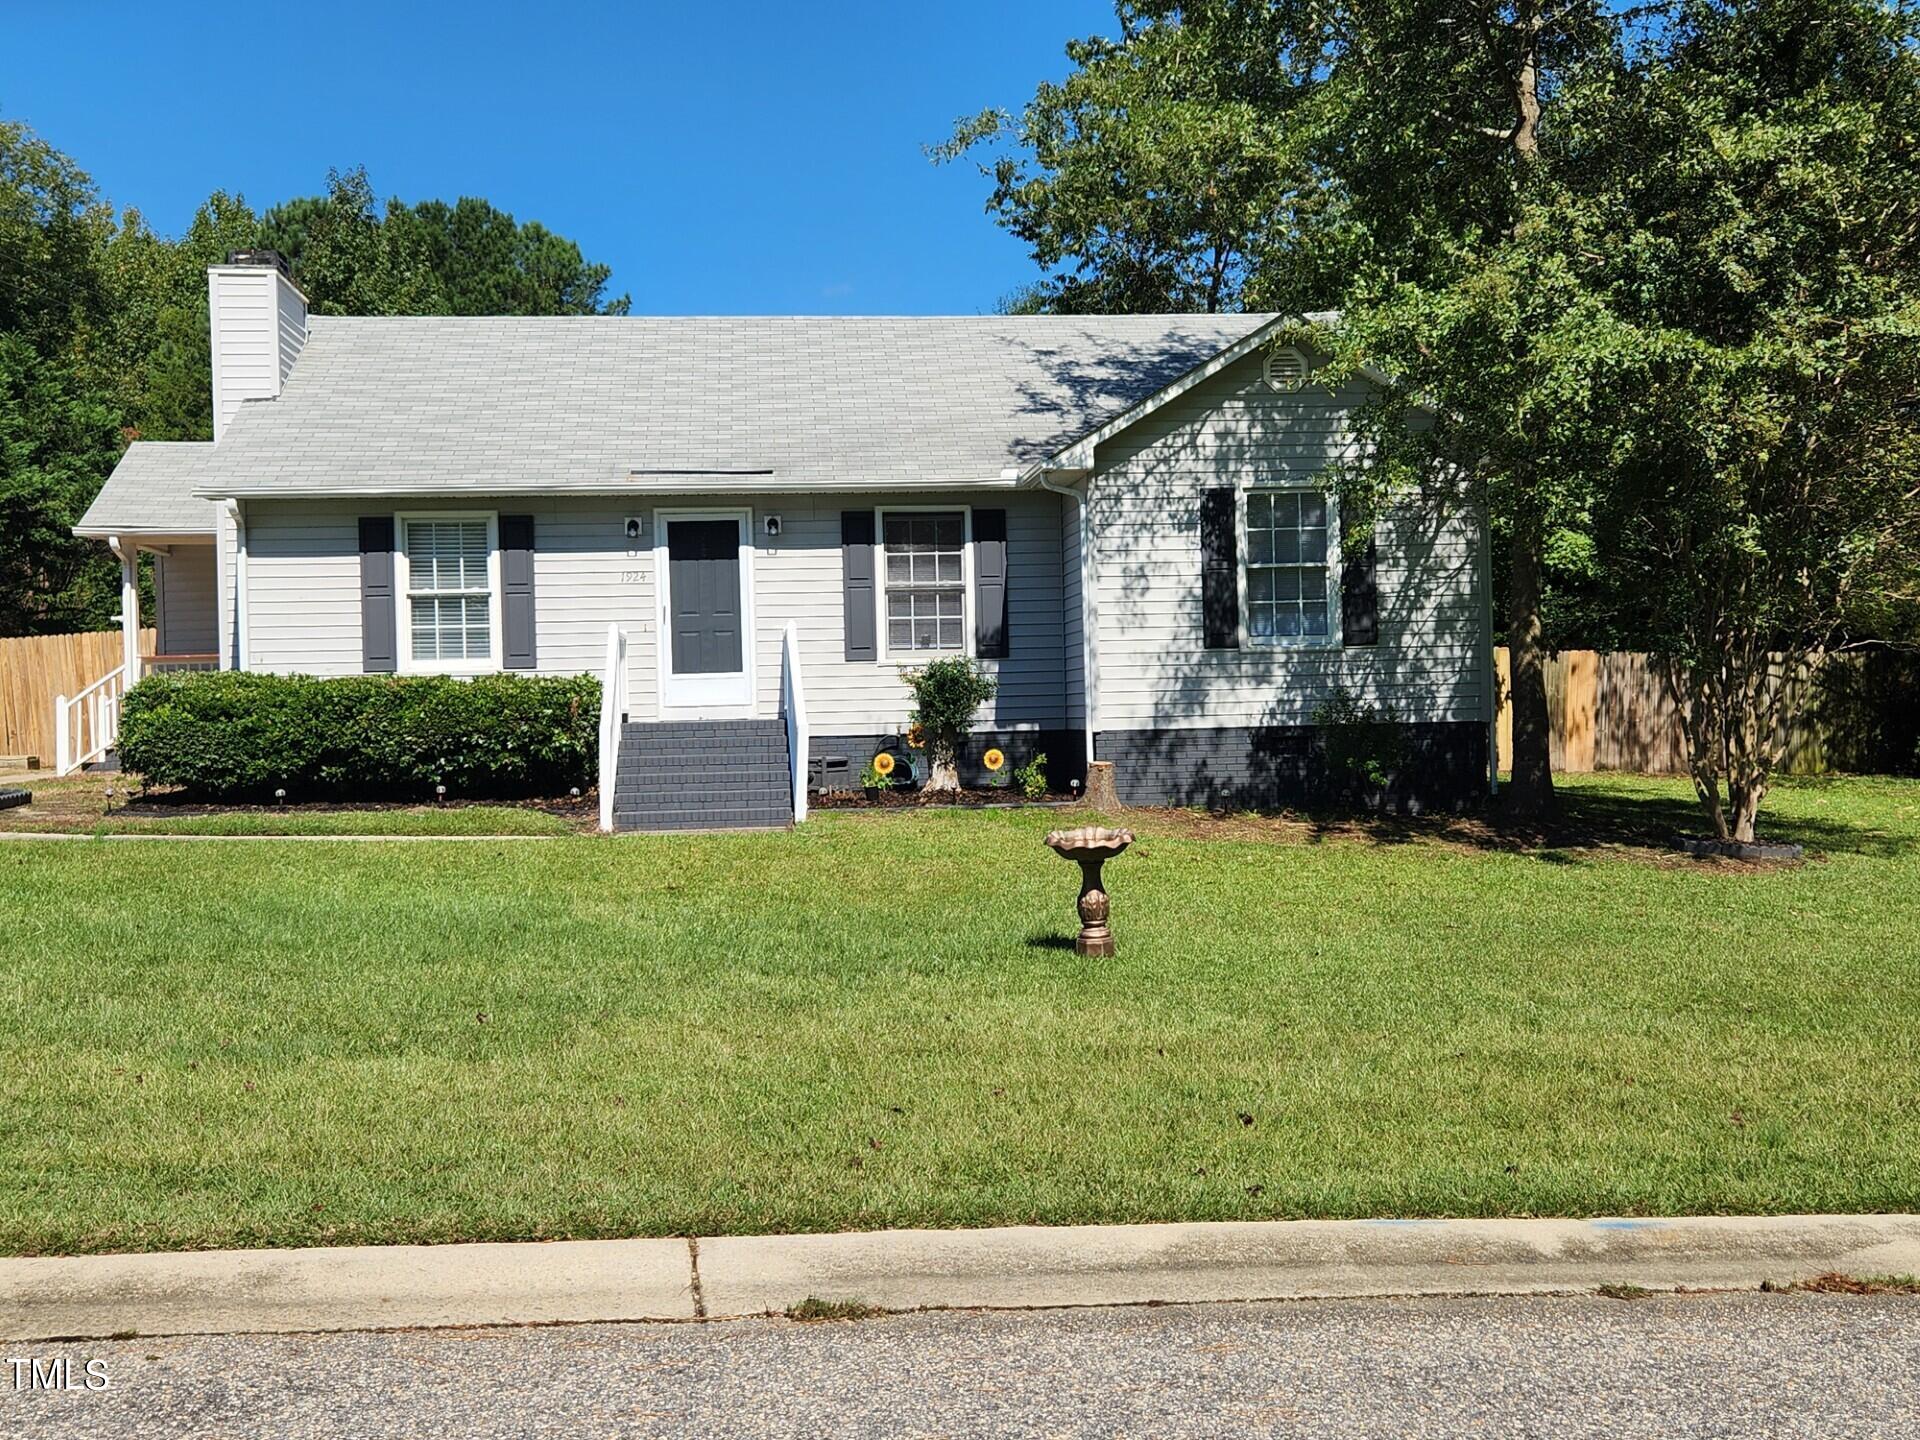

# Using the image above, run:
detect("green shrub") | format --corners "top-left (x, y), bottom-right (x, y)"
top-left (1014, 752), bottom-right (1048, 801)
top-left (1312, 685), bottom-right (1412, 794)
top-left (117, 671), bottom-right (601, 801)
top-left (902, 657), bottom-right (997, 791)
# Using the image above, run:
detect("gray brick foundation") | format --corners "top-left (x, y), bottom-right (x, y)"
top-left (1095, 722), bottom-right (1490, 814)
top-left (810, 730), bottom-right (1087, 794)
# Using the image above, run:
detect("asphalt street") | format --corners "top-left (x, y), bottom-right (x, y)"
top-left (7, 1291), bottom-right (1917, 1439)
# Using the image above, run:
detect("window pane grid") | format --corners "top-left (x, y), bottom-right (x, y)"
top-left (406, 519), bottom-right (492, 663)
top-left (1245, 489), bottom-right (1332, 641)
top-left (882, 511), bottom-right (965, 653)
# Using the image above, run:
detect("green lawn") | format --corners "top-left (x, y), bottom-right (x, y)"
top-left (1, 772), bottom-right (1916, 1255)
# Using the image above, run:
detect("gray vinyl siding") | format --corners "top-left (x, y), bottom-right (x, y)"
top-left (277, 278), bottom-right (307, 389)
top-left (240, 497), bottom-right (656, 701)
top-left (234, 490), bottom-right (1068, 734)
top-left (749, 492), bottom-right (1065, 732)
top-left (1087, 353), bottom-right (1487, 732)
top-left (154, 543), bottom-right (217, 656)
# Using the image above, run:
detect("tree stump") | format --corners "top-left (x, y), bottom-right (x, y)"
top-left (1084, 760), bottom-right (1120, 812)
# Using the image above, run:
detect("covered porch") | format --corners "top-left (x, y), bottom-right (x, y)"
top-left (65, 440), bottom-right (225, 773)
top-left (54, 532), bottom-right (219, 774)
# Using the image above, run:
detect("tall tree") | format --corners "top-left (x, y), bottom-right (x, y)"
top-left (0, 119), bottom-right (110, 354)
top-left (0, 334), bottom-right (124, 635)
top-left (1263, 0), bottom-right (1622, 818)
top-left (291, 167), bottom-right (447, 316)
top-left (262, 176), bottom-right (630, 317)
top-left (100, 191), bottom-right (263, 441)
top-left (399, 197), bottom-right (630, 315)
top-left (935, 3), bottom-right (1309, 312)
top-left (0, 121), bottom-right (124, 634)
top-left (1578, 0), bottom-right (1920, 841)
top-left (946, 1), bottom-right (1619, 814)
top-left (1, 130), bottom-right (633, 634)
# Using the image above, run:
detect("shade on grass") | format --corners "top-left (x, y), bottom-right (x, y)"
top-left (1, 773), bottom-right (1915, 1254)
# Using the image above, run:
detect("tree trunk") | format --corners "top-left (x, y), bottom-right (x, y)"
top-left (1497, 15), bottom-right (1552, 820)
top-left (925, 749), bottom-right (961, 793)
top-left (1503, 520), bottom-right (1555, 817)
top-left (1727, 778), bottom-right (1763, 845)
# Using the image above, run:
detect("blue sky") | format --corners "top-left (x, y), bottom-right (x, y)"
top-left (3, 1), bottom-right (1117, 314)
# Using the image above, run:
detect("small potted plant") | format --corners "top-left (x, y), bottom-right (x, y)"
top-left (862, 752), bottom-right (896, 802)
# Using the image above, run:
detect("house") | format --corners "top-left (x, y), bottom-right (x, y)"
top-left (71, 251), bottom-right (1497, 829)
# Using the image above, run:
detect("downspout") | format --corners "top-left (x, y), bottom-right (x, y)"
top-left (224, 499), bottom-right (250, 672)
top-left (1478, 498), bottom-right (1500, 796)
top-left (1036, 470), bottom-right (1096, 775)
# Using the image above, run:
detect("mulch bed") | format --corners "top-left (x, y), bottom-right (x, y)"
top-left (814, 787), bottom-right (1072, 810)
top-left (20, 779), bottom-right (600, 832)
top-left (111, 790), bottom-right (594, 821)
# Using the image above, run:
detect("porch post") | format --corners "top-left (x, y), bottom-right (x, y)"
top-left (109, 536), bottom-right (140, 679)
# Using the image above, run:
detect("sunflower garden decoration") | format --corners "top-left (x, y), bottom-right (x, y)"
top-left (900, 658), bottom-right (997, 793)
top-left (862, 751), bottom-right (896, 798)
top-left (983, 746), bottom-right (1009, 788)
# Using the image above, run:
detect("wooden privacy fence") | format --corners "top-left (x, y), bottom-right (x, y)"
top-left (0, 630), bottom-right (153, 768)
top-left (1494, 647), bottom-right (1841, 777)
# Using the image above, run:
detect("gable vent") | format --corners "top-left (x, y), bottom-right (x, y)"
top-left (1264, 346), bottom-right (1310, 392)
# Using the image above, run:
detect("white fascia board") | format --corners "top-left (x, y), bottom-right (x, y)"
top-left (1016, 316), bottom-right (1298, 485)
top-left (1015, 314), bottom-right (1436, 486)
top-left (73, 526), bottom-right (218, 540)
top-left (191, 477), bottom-right (1027, 500)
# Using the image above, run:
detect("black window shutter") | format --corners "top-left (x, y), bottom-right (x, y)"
top-left (841, 510), bottom-right (877, 661)
top-left (500, 514), bottom-right (537, 669)
top-left (359, 516), bottom-right (397, 674)
top-left (1341, 509), bottom-right (1380, 647)
top-left (1200, 488), bottom-right (1239, 649)
top-left (973, 508), bottom-right (1010, 658)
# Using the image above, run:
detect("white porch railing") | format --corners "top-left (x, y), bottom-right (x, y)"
top-left (597, 623), bottom-right (630, 833)
top-left (54, 665), bottom-right (128, 776)
top-left (143, 653), bottom-right (218, 675)
top-left (780, 620), bottom-right (809, 824)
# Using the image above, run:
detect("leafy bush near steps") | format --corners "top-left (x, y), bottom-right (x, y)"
top-left (117, 671), bottom-right (601, 801)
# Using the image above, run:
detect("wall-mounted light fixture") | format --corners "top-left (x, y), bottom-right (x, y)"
top-left (763, 514), bottom-right (783, 538)
top-left (624, 517), bottom-right (644, 542)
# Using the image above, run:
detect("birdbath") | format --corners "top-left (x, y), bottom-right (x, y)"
top-left (1044, 825), bottom-right (1134, 958)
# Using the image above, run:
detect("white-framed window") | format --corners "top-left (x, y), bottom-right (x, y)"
top-left (396, 512), bottom-right (501, 672)
top-left (1244, 488), bottom-right (1335, 643)
top-left (880, 507), bottom-right (971, 657)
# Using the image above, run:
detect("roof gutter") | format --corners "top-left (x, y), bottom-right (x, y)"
top-left (189, 477), bottom-right (1029, 502)
top-left (1031, 467), bottom-right (1098, 773)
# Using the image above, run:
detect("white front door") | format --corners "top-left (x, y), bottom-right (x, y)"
top-left (655, 509), bottom-right (755, 711)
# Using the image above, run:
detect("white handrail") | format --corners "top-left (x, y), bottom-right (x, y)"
top-left (780, 620), bottom-right (809, 824)
top-left (597, 623), bottom-right (629, 833)
top-left (143, 653), bottom-right (219, 675)
top-left (54, 664), bottom-right (128, 775)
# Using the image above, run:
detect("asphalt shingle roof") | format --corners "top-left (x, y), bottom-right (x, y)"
top-left (80, 313), bottom-right (1273, 532)
top-left (75, 442), bottom-right (220, 535)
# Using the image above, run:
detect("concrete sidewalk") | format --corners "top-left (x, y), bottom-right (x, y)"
top-left (4, 1214), bottom-right (1918, 1342)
